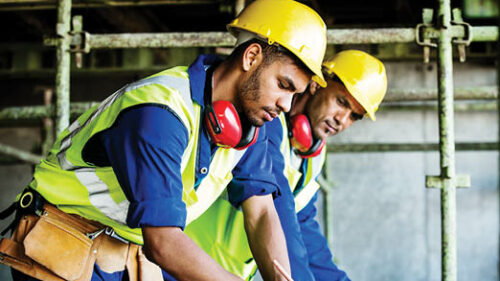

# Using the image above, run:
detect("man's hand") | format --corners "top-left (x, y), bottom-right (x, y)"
top-left (242, 194), bottom-right (291, 281)
top-left (142, 226), bottom-right (243, 281)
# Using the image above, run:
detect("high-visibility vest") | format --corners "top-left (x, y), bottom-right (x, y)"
top-left (28, 66), bottom-right (244, 245)
top-left (184, 112), bottom-right (326, 280)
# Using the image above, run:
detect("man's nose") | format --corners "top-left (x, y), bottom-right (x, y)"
top-left (277, 94), bottom-right (293, 113)
top-left (335, 109), bottom-right (351, 127)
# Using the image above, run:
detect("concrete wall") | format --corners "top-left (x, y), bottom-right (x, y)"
top-left (0, 61), bottom-right (498, 281)
top-left (321, 61), bottom-right (498, 281)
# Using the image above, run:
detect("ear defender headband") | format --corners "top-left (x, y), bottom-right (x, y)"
top-left (205, 100), bottom-right (259, 150)
top-left (289, 114), bottom-right (326, 159)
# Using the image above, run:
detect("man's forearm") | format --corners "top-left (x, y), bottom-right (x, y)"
top-left (242, 194), bottom-right (291, 281)
top-left (142, 226), bottom-right (243, 281)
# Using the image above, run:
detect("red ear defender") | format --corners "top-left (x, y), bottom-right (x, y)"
top-left (205, 100), bottom-right (242, 148)
top-left (289, 114), bottom-right (313, 152)
top-left (289, 114), bottom-right (326, 159)
top-left (205, 100), bottom-right (259, 149)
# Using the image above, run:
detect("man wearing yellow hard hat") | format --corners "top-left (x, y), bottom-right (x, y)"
top-left (182, 50), bottom-right (388, 281)
top-left (0, 0), bottom-right (328, 281)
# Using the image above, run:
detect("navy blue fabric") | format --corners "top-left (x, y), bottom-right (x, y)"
top-left (298, 193), bottom-right (351, 281)
top-left (226, 124), bottom-right (278, 207)
top-left (188, 54), bottom-right (223, 184)
top-left (12, 264), bottom-right (129, 281)
top-left (264, 117), bottom-right (316, 281)
top-left (100, 105), bottom-right (189, 229)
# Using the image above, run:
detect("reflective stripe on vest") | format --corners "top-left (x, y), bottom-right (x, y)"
top-left (277, 113), bottom-right (326, 212)
top-left (292, 148), bottom-right (326, 212)
top-left (29, 67), bottom-right (238, 245)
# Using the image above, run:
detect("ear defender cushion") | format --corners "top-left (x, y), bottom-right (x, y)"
top-left (296, 138), bottom-right (326, 159)
top-left (234, 125), bottom-right (260, 150)
top-left (289, 114), bottom-right (313, 152)
top-left (205, 100), bottom-right (242, 148)
top-left (289, 114), bottom-right (326, 158)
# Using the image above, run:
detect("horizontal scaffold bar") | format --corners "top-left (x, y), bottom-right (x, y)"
top-left (0, 142), bottom-right (41, 164)
top-left (0, 0), bottom-right (220, 11)
top-left (0, 87), bottom-right (496, 121)
top-left (0, 102), bottom-right (99, 120)
top-left (385, 86), bottom-right (497, 101)
top-left (327, 142), bottom-right (498, 153)
top-left (44, 26), bottom-right (499, 49)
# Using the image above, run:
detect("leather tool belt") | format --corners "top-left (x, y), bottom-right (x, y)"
top-left (0, 189), bottom-right (162, 281)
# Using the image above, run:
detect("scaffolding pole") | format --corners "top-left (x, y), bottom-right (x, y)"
top-left (497, 0), bottom-right (500, 277)
top-left (436, 1), bottom-right (458, 280)
top-left (0, 143), bottom-right (41, 165)
top-left (0, 88), bottom-right (495, 122)
top-left (54, 0), bottom-right (71, 135)
top-left (44, 27), bottom-right (499, 49)
top-left (327, 142), bottom-right (497, 153)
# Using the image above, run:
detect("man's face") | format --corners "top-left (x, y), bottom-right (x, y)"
top-left (237, 57), bottom-right (310, 127)
top-left (306, 80), bottom-right (366, 140)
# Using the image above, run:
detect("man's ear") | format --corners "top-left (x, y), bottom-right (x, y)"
top-left (242, 43), bottom-right (263, 72)
top-left (309, 81), bottom-right (321, 95)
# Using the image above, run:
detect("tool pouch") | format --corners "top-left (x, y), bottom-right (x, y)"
top-left (0, 194), bottom-right (101, 281)
top-left (23, 213), bottom-right (93, 280)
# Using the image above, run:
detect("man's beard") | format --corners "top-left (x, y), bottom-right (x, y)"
top-left (238, 65), bottom-right (264, 127)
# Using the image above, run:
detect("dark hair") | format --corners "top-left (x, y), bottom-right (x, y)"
top-left (322, 68), bottom-right (345, 87)
top-left (226, 38), bottom-right (313, 77)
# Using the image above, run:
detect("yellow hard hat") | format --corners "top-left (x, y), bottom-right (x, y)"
top-left (227, 0), bottom-right (327, 87)
top-left (323, 50), bottom-right (387, 121)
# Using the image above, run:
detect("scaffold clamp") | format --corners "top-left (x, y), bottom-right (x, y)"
top-left (425, 174), bottom-right (471, 189)
top-left (69, 15), bottom-right (90, 68)
top-left (415, 9), bottom-right (436, 63)
top-left (450, 8), bottom-right (472, 63)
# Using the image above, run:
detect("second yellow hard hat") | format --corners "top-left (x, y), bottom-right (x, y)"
top-left (323, 50), bottom-right (388, 121)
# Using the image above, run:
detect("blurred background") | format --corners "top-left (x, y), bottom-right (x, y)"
top-left (0, 0), bottom-right (498, 280)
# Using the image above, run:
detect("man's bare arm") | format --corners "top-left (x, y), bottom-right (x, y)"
top-left (142, 226), bottom-right (243, 281)
top-left (242, 194), bottom-right (291, 281)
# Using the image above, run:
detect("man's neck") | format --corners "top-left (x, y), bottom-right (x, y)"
top-left (211, 61), bottom-right (239, 104)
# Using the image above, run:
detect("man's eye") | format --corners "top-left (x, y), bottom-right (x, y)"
top-left (337, 98), bottom-right (347, 106)
top-left (351, 113), bottom-right (364, 121)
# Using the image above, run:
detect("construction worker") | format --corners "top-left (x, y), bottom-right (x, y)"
top-left (0, 1), bottom-right (327, 281)
top-left (182, 50), bottom-right (388, 280)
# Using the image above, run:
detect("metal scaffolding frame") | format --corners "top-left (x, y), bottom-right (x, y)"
top-left (0, 0), bottom-right (499, 280)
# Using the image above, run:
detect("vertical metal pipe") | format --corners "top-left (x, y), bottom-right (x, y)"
top-left (234, 0), bottom-right (245, 16)
top-left (42, 88), bottom-right (54, 156)
top-left (436, 0), bottom-right (457, 280)
top-left (54, 0), bottom-right (71, 135)
top-left (497, 0), bottom-right (500, 277)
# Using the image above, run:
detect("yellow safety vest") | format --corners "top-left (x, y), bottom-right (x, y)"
top-left (184, 112), bottom-right (326, 279)
top-left (28, 66), bottom-right (243, 245)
